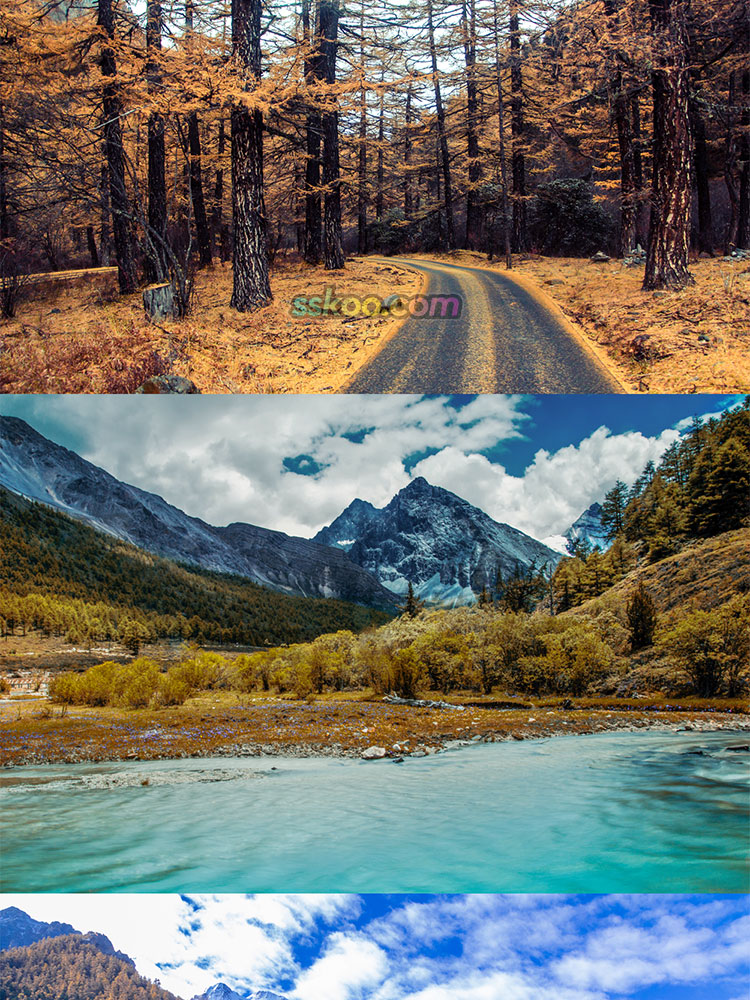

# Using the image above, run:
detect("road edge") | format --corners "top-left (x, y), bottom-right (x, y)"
top-left (488, 266), bottom-right (634, 395)
top-left (407, 254), bottom-right (633, 395)
top-left (338, 257), bottom-right (429, 393)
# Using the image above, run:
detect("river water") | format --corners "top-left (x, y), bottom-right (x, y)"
top-left (1, 730), bottom-right (747, 893)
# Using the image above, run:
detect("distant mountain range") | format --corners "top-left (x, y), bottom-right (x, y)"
top-left (0, 907), bottom-right (287, 1000)
top-left (193, 985), bottom-right (288, 1000)
top-left (0, 905), bottom-right (78, 951)
top-left (316, 477), bottom-right (561, 605)
top-left (1, 416), bottom-right (584, 608)
top-left (0, 416), bottom-right (395, 611)
top-left (0, 905), bottom-right (134, 966)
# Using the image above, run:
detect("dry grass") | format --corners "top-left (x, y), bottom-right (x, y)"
top-left (568, 529), bottom-right (750, 625)
top-left (0, 257), bottom-right (422, 394)
top-left (494, 253), bottom-right (749, 393)
top-left (1, 689), bottom-right (746, 765)
top-left (518, 255), bottom-right (750, 393)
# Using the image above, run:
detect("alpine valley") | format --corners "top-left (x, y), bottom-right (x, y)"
top-left (0, 415), bottom-right (563, 613)
top-left (0, 405), bottom-right (749, 896)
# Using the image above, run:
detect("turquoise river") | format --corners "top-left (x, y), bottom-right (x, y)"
top-left (1, 729), bottom-right (747, 892)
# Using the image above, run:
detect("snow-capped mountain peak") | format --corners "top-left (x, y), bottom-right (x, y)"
top-left (0, 416), bottom-right (395, 610)
top-left (315, 478), bottom-right (561, 606)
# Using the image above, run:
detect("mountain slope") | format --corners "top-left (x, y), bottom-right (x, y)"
top-left (0, 416), bottom-right (395, 611)
top-left (316, 477), bottom-right (561, 605)
top-left (0, 933), bottom-right (168, 1000)
top-left (567, 528), bottom-right (750, 622)
top-left (0, 485), bottom-right (391, 646)
top-left (0, 907), bottom-right (78, 951)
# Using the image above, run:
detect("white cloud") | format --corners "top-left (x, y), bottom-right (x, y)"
top-left (293, 934), bottom-right (388, 1000)
top-left (0, 395), bottom-right (735, 543)
top-left (411, 424), bottom-right (680, 539)
top-left (0, 894), bottom-right (358, 999)
top-left (2, 894), bottom-right (748, 1000)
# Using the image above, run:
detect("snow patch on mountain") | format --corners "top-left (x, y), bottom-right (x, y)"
top-left (564, 501), bottom-right (609, 553)
top-left (193, 986), bottom-right (288, 1000)
top-left (315, 477), bottom-right (561, 606)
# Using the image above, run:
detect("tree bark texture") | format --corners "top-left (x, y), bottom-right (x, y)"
top-left (320, 0), bottom-right (345, 269)
top-left (303, 0), bottom-right (323, 264)
top-left (509, 0), bottom-right (527, 251)
top-left (643, 0), bottom-right (694, 290)
top-left (462, 0), bottom-right (482, 249)
top-left (427, 0), bottom-right (455, 250)
top-left (146, 0), bottom-right (168, 282)
top-left (98, 0), bottom-right (138, 293)
top-left (691, 97), bottom-right (713, 254)
top-left (230, 0), bottom-right (272, 310)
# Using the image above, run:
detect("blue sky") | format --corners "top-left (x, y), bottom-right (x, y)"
top-left (0, 394), bottom-right (742, 546)
top-left (4, 894), bottom-right (748, 1000)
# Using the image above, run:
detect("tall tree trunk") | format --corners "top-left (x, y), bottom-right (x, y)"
top-left (97, 0), bottom-right (138, 293)
top-left (603, 0), bottom-right (637, 255)
top-left (188, 113), bottom-right (212, 265)
top-left (643, 0), bottom-right (694, 290)
top-left (375, 75), bottom-right (385, 224)
top-left (690, 96), bottom-right (713, 254)
top-left (724, 72), bottom-right (740, 252)
top-left (320, 0), bottom-right (345, 269)
top-left (230, 0), bottom-right (272, 310)
top-left (302, 0), bottom-right (323, 264)
top-left (462, 0), bottom-right (482, 249)
top-left (509, 0), bottom-right (527, 251)
top-left (212, 117), bottom-right (229, 260)
top-left (493, 0), bottom-right (511, 268)
top-left (434, 137), bottom-right (445, 247)
top-left (99, 161), bottom-right (111, 264)
top-left (427, 0), bottom-right (455, 249)
top-left (86, 225), bottom-right (100, 267)
top-left (0, 103), bottom-right (8, 240)
top-left (295, 158), bottom-right (305, 252)
top-left (738, 48), bottom-right (750, 248)
top-left (185, 1), bottom-right (212, 267)
top-left (404, 77), bottom-right (414, 220)
top-left (614, 78), bottom-right (637, 255)
top-left (146, 0), bottom-right (168, 281)
top-left (630, 93), bottom-right (646, 246)
top-left (357, 7), bottom-right (368, 254)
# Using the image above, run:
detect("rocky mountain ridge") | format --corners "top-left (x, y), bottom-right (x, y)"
top-left (0, 416), bottom-right (395, 610)
top-left (0, 906), bottom-right (79, 951)
top-left (193, 985), bottom-right (288, 1000)
top-left (315, 477), bottom-right (562, 605)
top-left (0, 906), bottom-right (133, 966)
top-left (564, 501), bottom-right (609, 553)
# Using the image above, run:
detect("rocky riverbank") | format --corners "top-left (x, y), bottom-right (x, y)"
top-left (1, 695), bottom-right (748, 767)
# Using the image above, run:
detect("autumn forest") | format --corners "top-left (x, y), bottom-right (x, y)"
top-left (0, 0), bottom-right (747, 320)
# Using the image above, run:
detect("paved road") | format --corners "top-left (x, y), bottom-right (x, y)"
top-left (344, 258), bottom-right (623, 393)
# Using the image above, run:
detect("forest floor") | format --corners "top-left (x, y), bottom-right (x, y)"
top-left (2, 250), bottom-right (747, 394)
top-left (422, 250), bottom-right (750, 394)
top-left (0, 687), bottom-right (747, 766)
top-left (0, 256), bottom-right (423, 394)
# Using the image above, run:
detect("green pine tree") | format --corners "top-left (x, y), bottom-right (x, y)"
top-left (626, 582), bottom-right (658, 651)
top-left (600, 480), bottom-right (628, 540)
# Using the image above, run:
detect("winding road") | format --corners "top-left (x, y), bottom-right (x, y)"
top-left (344, 258), bottom-right (624, 393)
